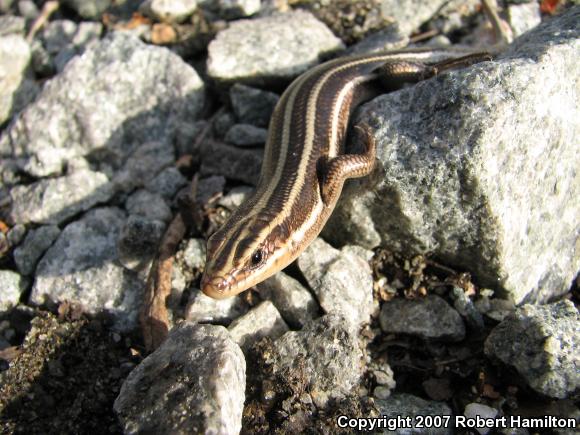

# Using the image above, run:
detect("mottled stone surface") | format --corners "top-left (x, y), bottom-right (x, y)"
top-left (0, 32), bottom-right (204, 179)
top-left (30, 207), bottom-right (143, 332)
top-left (117, 215), bottom-right (166, 271)
top-left (228, 300), bottom-right (289, 351)
top-left (485, 300), bottom-right (579, 398)
top-left (327, 8), bottom-right (580, 303)
top-left (114, 322), bottom-right (245, 434)
top-left (9, 169), bottom-right (113, 225)
top-left (207, 10), bottom-right (344, 86)
top-left (0, 270), bottom-right (25, 314)
top-left (13, 225), bottom-right (60, 276)
top-left (186, 289), bottom-right (248, 325)
top-left (376, 393), bottom-right (453, 435)
top-left (257, 271), bottom-right (319, 329)
top-left (229, 83), bottom-right (279, 128)
top-left (225, 123), bottom-right (268, 146)
top-left (297, 238), bottom-right (376, 327)
top-left (140, 0), bottom-right (198, 23)
top-left (60, 0), bottom-right (111, 19)
top-left (380, 0), bottom-right (449, 35)
top-left (380, 295), bottom-right (465, 342)
top-left (200, 140), bottom-right (263, 185)
top-left (269, 314), bottom-right (363, 408)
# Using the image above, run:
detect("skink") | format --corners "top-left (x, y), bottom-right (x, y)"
top-left (201, 47), bottom-right (491, 299)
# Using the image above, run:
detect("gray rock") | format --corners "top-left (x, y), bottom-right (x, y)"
top-left (297, 238), bottom-right (376, 327)
top-left (0, 32), bottom-right (205, 179)
top-left (217, 185), bottom-right (253, 210)
top-left (257, 271), bottom-right (319, 329)
top-left (140, 0), bottom-right (198, 23)
top-left (30, 207), bottom-right (144, 332)
top-left (0, 34), bottom-right (35, 125)
top-left (214, 0), bottom-right (260, 19)
top-left (228, 300), bottom-right (289, 351)
top-left (125, 189), bottom-right (172, 223)
top-left (186, 289), bottom-right (248, 324)
top-left (207, 10), bottom-right (344, 86)
top-left (6, 223), bottom-right (26, 247)
top-left (375, 393), bottom-right (453, 435)
top-left (182, 238), bottom-right (206, 270)
top-left (508, 2), bottom-right (541, 37)
top-left (380, 0), bottom-right (449, 36)
top-left (213, 111), bottom-right (236, 137)
top-left (17, 0), bottom-right (38, 19)
top-left (117, 215), bottom-right (166, 271)
top-left (9, 169), bottom-right (113, 225)
top-left (380, 295), bottom-right (465, 342)
top-left (485, 300), bottom-right (579, 399)
top-left (229, 83), bottom-right (279, 128)
top-left (60, 0), bottom-right (111, 19)
top-left (0, 270), bottom-right (24, 314)
top-left (346, 25), bottom-right (408, 56)
top-left (113, 140), bottom-right (176, 193)
top-left (145, 167), bottom-right (188, 199)
top-left (175, 119), bottom-right (208, 156)
top-left (464, 403), bottom-right (498, 435)
top-left (13, 225), bottom-right (60, 276)
top-left (0, 15), bottom-right (26, 36)
top-left (200, 141), bottom-right (263, 185)
top-left (450, 286), bottom-right (484, 332)
top-left (269, 313), bottom-right (363, 408)
top-left (328, 8), bottom-right (580, 304)
top-left (114, 322), bottom-right (245, 435)
top-left (40, 20), bottom-right (103, 72)
top-left (195, 175), bottom-right (226, 206)
top-left (224, 123), bottom-right (268, 146)
top-left (0, 0), bottom-right (13, 14)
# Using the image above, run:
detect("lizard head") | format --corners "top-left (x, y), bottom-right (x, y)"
top-left (201, 216), bottom-right (291, 299)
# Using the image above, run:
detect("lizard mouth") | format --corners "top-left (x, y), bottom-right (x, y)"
top-left (201, 272), bottom-right (239, 300)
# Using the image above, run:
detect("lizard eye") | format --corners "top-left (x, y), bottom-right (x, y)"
top-left (251, 249), bottom-right (263, 266)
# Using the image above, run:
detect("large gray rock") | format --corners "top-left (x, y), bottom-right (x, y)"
top-left (0, 270), bottom-right (25, 314)
top-left (297, 238), bottom-right (376, 327)
top-left (13, 225), bottom-right (60, 276)
top-left (114, 322), bottom-right (245, 434)
top-left (485, 300), bottom-right (579, 399)
top-left (269, 313), bottom-right (363, 408)
top-left (326, 8), bottom-right (580, 304)
top-left (380, 0), bottom-right (449, 35)
top-left (30, 207), bottom-right (143, 332)
top-left (207, 10), bottom-right (344, 86)
top-left (8, 169), bottom-right (113, 225)
top-left (0, 32), bottom-right (205, 179)
top-left (380, 295), bottom-right (466, 342)
top-left (0, 34), bottom-right (36, 125)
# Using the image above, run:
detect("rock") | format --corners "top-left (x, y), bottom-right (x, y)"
top-left (60, 0), bottom-right (111, 19)
top-left (6, 223), bottom-right (26, 247)
top-left (450, 286), bottom-right (484, 333)
top-left (195, 175), bottom-right (226, 206)
top-left (145, 167), bottom-right (188, 199)
top-left (0, 32), bottom-right (205, 179)
top-left (464, 403), bottom-right (498, 435)
top-left (114, 322), bottom-right (245, 434)
top-left (224, 123), bottom-right (268, 146)
top-left (269, 313), bottom-right (363, 408)
top-left (30, 207), bottom-right (144, 332)
top-left (0, 15), bottom-right (26, 36)
top-left (296, 238), bottom-right (375, 327)
top-left (212, 0), bottom-right (260, 20)
top-left (9, 169), bottom-right (113, 225)
top-left (484, 300), bottom-right (579, 399)
top-left (181, 238), bottom-right (206, 270)
top-left (125, 189), bottom-right (172, 223)
top-left (229, 83), bottom-right (279, 128)
top-left (257, 271), bottom-right (319, 329)
top-left (380, 0), bottom-right (449, 36)
top-left (186, 289), bottom-right (248, 324)
top-left (40, 20), bottom-right (103, 72)
top-left (17, 0), bottom-right (38, 19)
top-left (328, 8), bottom-right (580, 303)
top-left (200, 141), bottom-right (263, 185)
top-left (117, 215), bottom-right (166, 271)
top-left (213, 111), bottom-right (236, 137)
top-left (380, 295), bottom-right (465, 342)
top-left (207, 10), bottom-right (344, 86)
top-left (140, 0), bottom-right (198, 23)
top-left (346, 26), bottom-right (408, 56)
top-left (507, 2), bottom-right (541, 38)
top-left (0, 270), bottom-right (25, 314)
top-left (217, 185), bottom-right (253, 210)
top-left (13, 225), bottom-right (60, 276)
top-left (375, 393), bottom-right (453, 435)
top-left (112, 140), bottom-right (177, 193)
top-left (228, 300), bottom-right (289, 351)
top-left (0, 34), bottom-right (36, 125)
